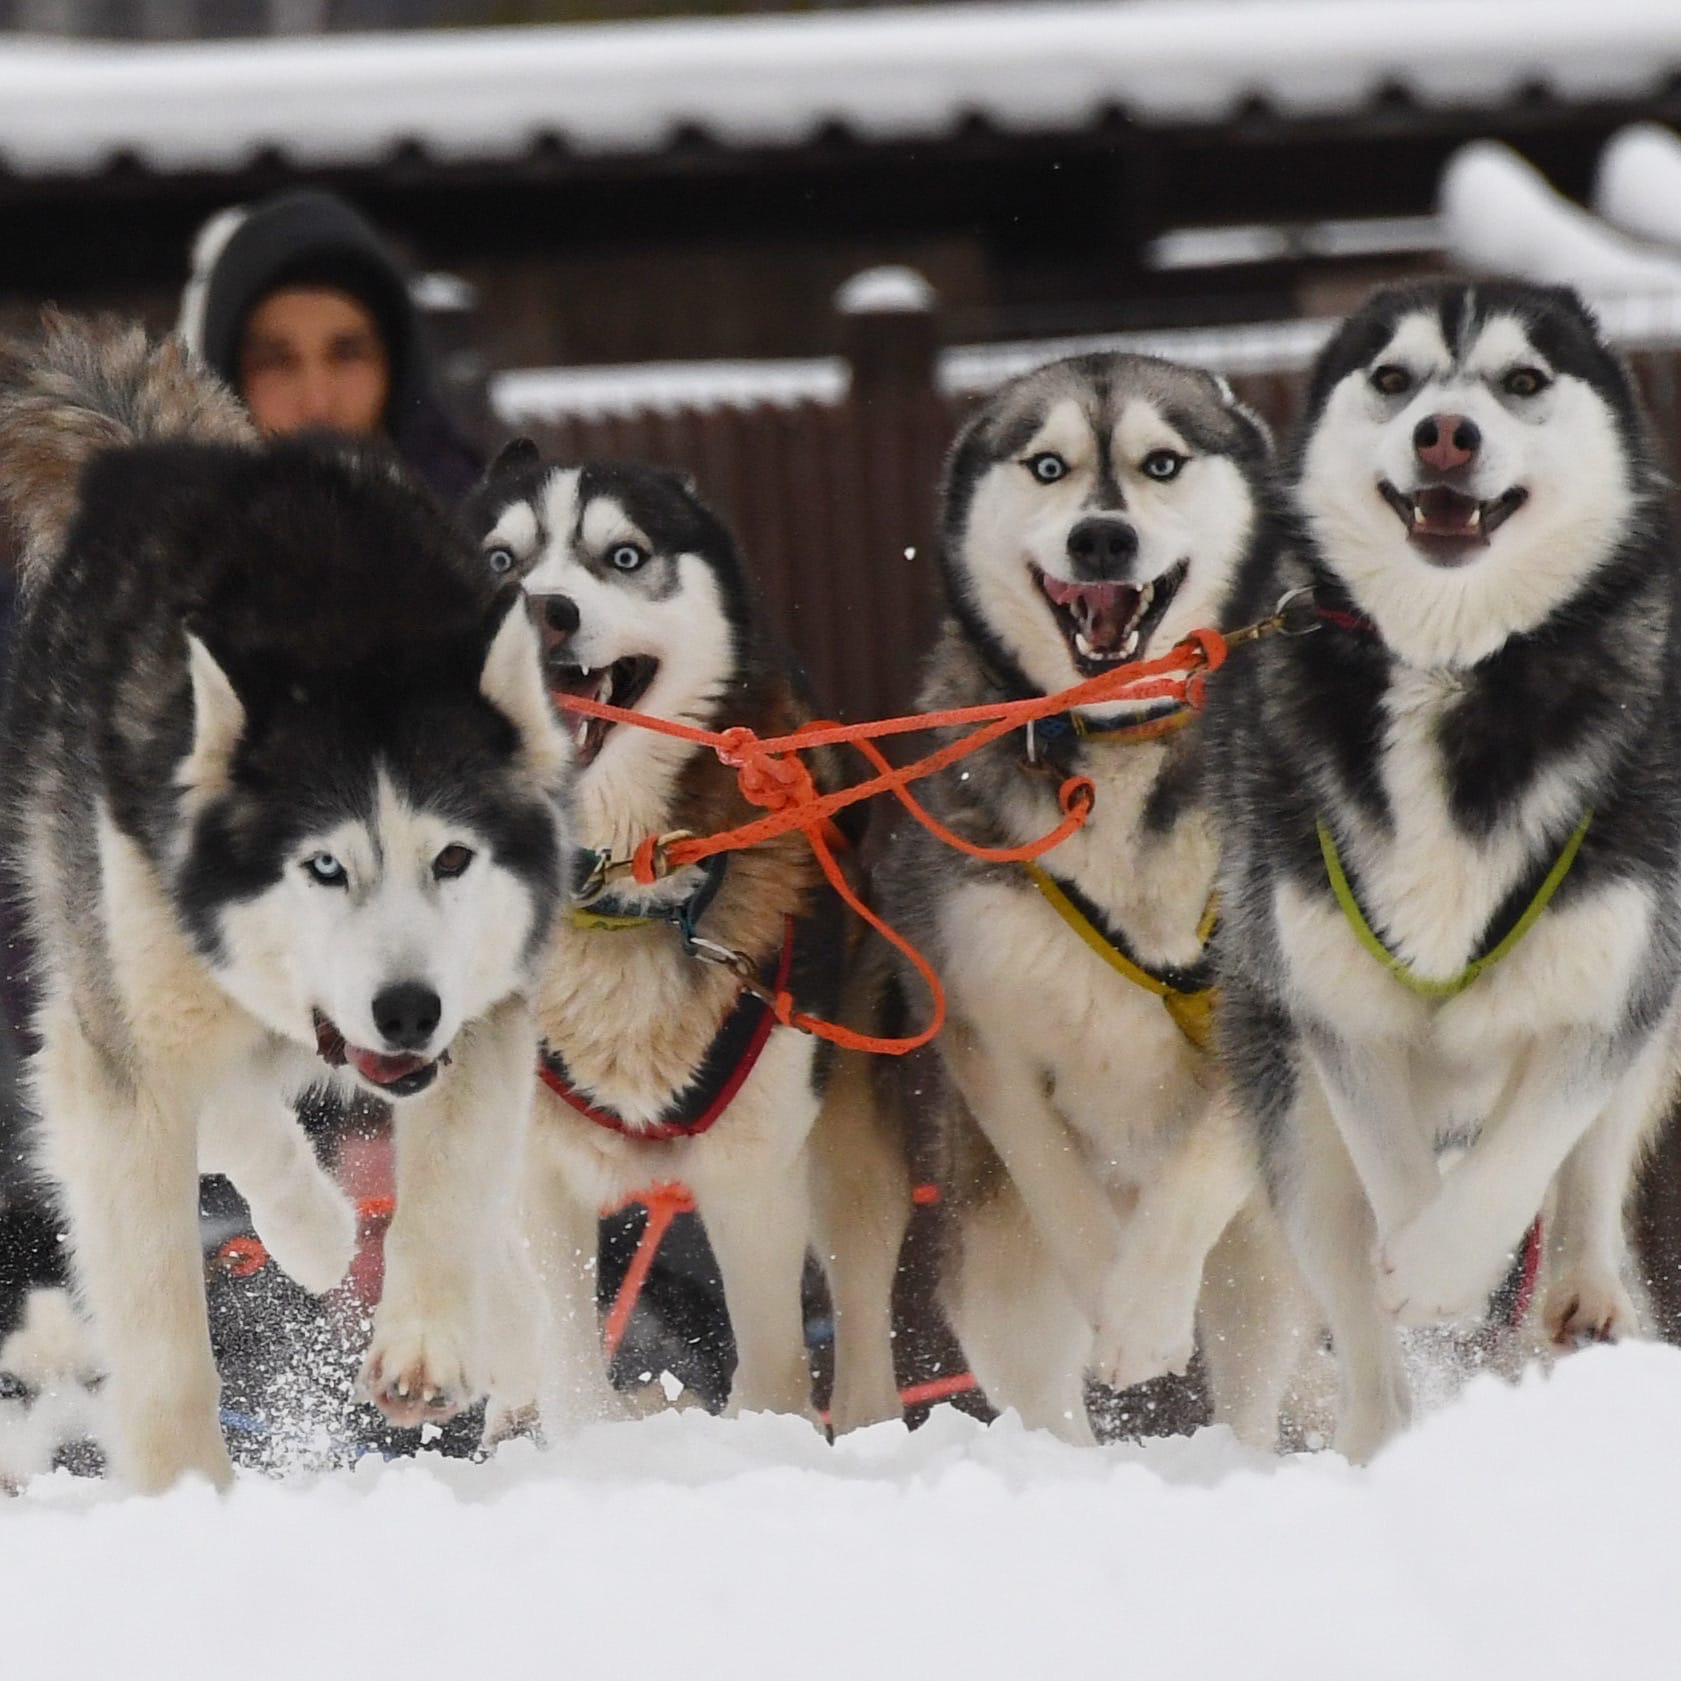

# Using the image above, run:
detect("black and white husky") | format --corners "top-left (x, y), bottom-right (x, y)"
top-left (462, 445), bottom-right (851, 1430)
top-left (0, 318), bottom-right (572, 1490)
top-left (832, 353), bottom-right (1308, 1444)
top-left (1212, 281), bottom-right (1681, 1459)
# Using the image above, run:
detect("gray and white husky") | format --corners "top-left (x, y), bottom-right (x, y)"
top-left (1212, 280), bottom-right (1681, 1460)
top-left (0, 317), bottom-right (572, 1490)
top-left (831, 353), bottom-right (1309, 1444)
top-left (462, 444), bottom-right (852, 1431)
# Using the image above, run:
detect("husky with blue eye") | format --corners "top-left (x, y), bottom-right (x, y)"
top-left (0, 317), bottom-right (572, 1491)
top-left (822, 353), bottom-right (1310, 1445)
top-left (462, 444), bottom-right (856, 1432)
top-left (1211, 280), bottom-right (1681, 1460)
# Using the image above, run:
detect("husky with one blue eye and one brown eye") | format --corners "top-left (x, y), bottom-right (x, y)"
top-left (0, 316), bottom-right (574, 1492)
top-left (1211, 280), bottom-right (1681, 1461)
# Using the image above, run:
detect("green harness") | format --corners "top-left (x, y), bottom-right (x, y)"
top-left (1316, 808), bottom-right (1594, 999)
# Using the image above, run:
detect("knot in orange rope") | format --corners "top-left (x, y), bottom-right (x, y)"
top-left (1180, 627), bottom-right (1230, 710)
top-left (717, 726), bottom-right (819, 814)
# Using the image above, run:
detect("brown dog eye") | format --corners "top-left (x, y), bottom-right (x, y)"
top-left (1503, 367), bottom-right (1550, 398)
top-left (1370, 365), bottom-right (1412, 397)
top-left (433, 844), bottom-right (474, 881)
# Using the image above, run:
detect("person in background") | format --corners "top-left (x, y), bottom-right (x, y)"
top-left (178, 187), bottom-right (481, 504)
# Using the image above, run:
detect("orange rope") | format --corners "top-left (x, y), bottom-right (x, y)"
top-left (601, 1183), bottom-right (697, 1363)
top-left (560, 628), bottom-right (1229, 1057)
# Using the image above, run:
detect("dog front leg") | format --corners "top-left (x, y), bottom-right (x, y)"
top-left (35, 1013), bottom-right (231, 1491)
top-left (944, 1025), bottom-right (1120, 1326)
top-left (1088, 1089), bottom-right (1258, 1393)
top-left (1379, 1029), bottom-right (1630, 1325)
top-left (1303, 1030), bottom-right (1440, 1242)
top-left (695, 1146), bottom-right (820, 1420)
top-left (199, 1093), bottom-right (356, 1296)
top-left (1542, 1030), bottom-right (1675, 1345)
top-left (811, 1046), bottom-right (913, 1435)
top-left (360, 997), bottom-right (535, 1428)
top-left (490, 1117), bottom-right (623, 1441)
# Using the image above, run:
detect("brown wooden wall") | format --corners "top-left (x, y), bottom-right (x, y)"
top-left (513, 336), bottom-right (1681, 724)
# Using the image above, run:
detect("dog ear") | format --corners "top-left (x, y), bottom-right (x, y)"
top-left (180, 632), bottom-right (246, 793)
top-left (478, 585), bottom-right (569, 780)
top-left (489, 438), bottom-right (541, 480)
top-left (1211, 374), bottom-right (1275, 461)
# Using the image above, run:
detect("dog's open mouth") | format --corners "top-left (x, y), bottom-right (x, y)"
top-left (1379, 482), bottom-right (1529, 565)
top-left (1032, 559), bottom-right (1189, 677)
top-left (547, 655), bottom-right (659, 766)
top-left (313, 1011), bottom-right (446, 1099)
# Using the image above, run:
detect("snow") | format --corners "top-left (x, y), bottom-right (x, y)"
top-left (1, 0), bottom-right (1679, 177)
top-left (834, 266), bottom-right (938, 316)
top-left (1439, 139), bottom-right (1681, 294)
top-left (492, 290), bottom-right (1681, 425)
top-left (1595, 123), bottom-right (1681, 253)
top-left (4, 1341), bottom-right (1680, 1675)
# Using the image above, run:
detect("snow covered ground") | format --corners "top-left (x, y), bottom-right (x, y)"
top-left (4, 1341), bottom-right (1678, 1677)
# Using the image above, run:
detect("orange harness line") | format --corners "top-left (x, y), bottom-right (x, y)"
top-left (559, 627), bottom-right (1230, 1058)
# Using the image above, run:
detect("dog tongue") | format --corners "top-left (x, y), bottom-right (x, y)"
top-left (1040, 574), bottom-right (1139, 651)
top-left (1413, 486), bottom-right (1481, 537)
top-left (347, 1045), bottom-right (430, 1087)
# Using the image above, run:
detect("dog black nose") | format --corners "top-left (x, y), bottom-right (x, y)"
top-left (541, 595), bottom-right (580, 638)
top-left (1066, 516), bottom-right (1139, 579)
top-left (1413, 413), bottom-right (1481, 474)
top-left (372, 983), bottom-right (442, 1052)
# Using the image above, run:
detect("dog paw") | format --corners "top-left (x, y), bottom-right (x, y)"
top-left (359, 1309), bottom-right (476, 1429)
top-left (481, 1400), bottom-right (543, 1452)
top-left (1543, 1273), bottom-right (1639, 1349)
top-left (248, 1179), bottom-right (357, 1297)
top-left (1376, 1205), bottom-right (1506, 1327)
top-left (1088, 1296), bottom-right (1196, 1393)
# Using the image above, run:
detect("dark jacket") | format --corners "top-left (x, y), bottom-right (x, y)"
top-left (179, 189), bottom-right (482, 506)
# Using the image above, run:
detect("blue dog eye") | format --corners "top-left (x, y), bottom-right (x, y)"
top-left (303, 852), bottom-right (347, 887)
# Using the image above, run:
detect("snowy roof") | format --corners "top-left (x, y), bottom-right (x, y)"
top-left (492, 294), bottom-right (1681, 424)
top-left (2, 0), bottom-right (1680, 178)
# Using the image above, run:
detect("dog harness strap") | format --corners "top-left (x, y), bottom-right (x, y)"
top-left (1022, 861), bottom-right (1218, 1052)
top-left (1317, 808), bottom-right (1593, 1000)
top-left (568, 852), bottom-right (729, 933)
top-left (1025, 700), bottom-right (1195, 765)
top-left (537, 917), bottom-right (796, 1141)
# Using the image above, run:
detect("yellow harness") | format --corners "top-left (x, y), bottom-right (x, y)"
top-left (1022, 861), bottom-right (1219, 1052)
top-left (1316, 808), bottom-right (1593, 1000)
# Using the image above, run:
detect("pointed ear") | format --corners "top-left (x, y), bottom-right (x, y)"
top-left (179, 632), bottom-right (246, 793)
top-left (490, 437), bottom-right (541, 479)
top-left (479, 588), bottom-right (570, 779)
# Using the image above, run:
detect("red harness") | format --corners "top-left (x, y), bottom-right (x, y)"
top-left (537, 918), bottom-right (797, 1142)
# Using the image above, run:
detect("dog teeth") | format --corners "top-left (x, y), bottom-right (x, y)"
top-left (1075, 631), bottom-right (1095, 659)
top-left (1123, 629), bottom-right (1139, 656)
top-left (579, 664), bottom-right (591, 678)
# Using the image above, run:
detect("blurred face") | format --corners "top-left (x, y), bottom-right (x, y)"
top-left (238, 286), bottom-right (391, 438)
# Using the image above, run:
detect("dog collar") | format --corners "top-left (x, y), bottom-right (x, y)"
top-left (1317, 808), bottom-right (1593, 999)
top-left (538, 917), bottom-right (796, 1140)
top-left (1022, 860), bottom-right (1218, 1051)
top-left (568, 850), bottom-right (729, 941)
top-left (1024, 699), bottom-right (1194, 766)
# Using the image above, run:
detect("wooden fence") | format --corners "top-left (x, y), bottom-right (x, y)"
top-left (513, 305), bottom-right (1681, 726)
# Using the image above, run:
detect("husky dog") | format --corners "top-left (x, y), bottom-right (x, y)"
top-left (838, 353), bottom-right (1307, 1444)
top-left (0, 317), bottom-right (571, 1491)
top-left (1212, 281), bottom-right (1681, 1460)
top-left (462, 445), bottom-right (850, 1429)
